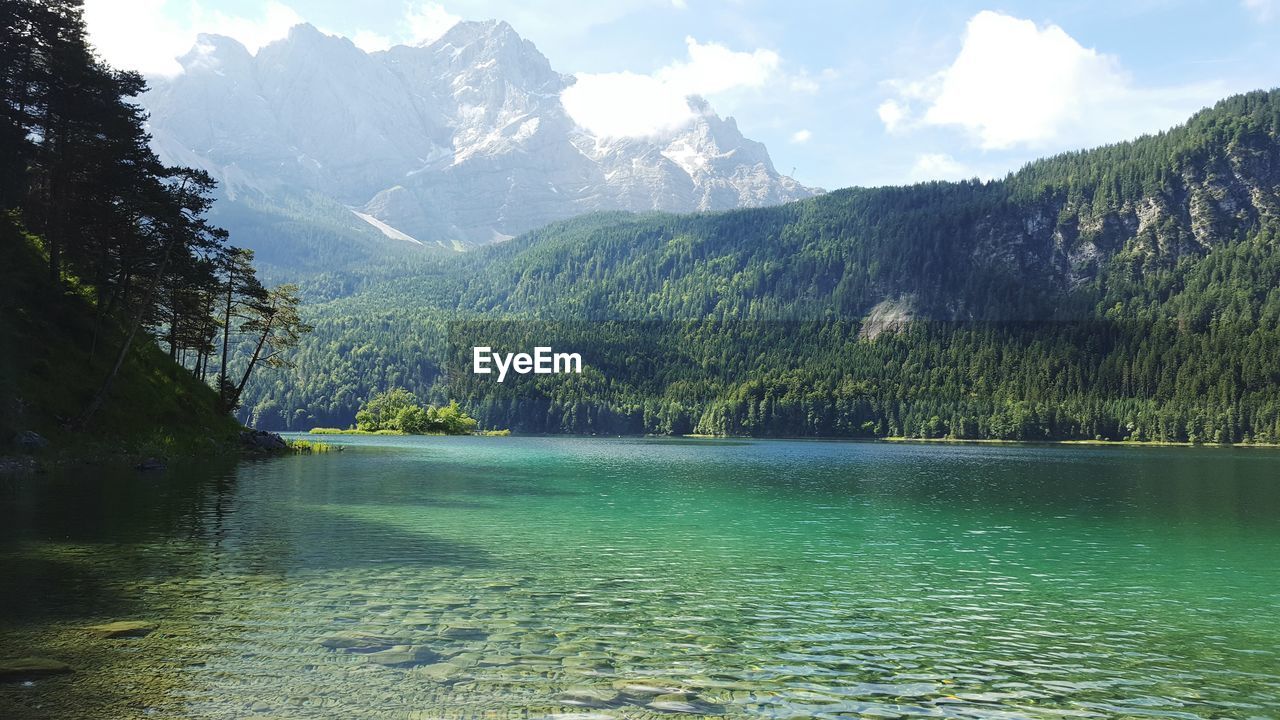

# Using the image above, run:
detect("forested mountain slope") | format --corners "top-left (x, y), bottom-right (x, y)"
top-left (242, 90), bottom-right (1280, 442)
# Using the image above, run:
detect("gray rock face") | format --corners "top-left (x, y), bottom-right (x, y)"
top-left (141, 20), bottom-right (819, 252)
top-left (240, 430), bottom-right (288, 452)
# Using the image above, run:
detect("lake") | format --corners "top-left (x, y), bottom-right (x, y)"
top-left (2, 436), bottom-right (1278, 718)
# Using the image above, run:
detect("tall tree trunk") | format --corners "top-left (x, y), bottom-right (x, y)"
top-left (169, 283), bottom-right (179, 361)
top-left (218, 256), bottom-right (234, 405)
top-left (77, 295), bottom-right (148, 428)
top-left (76, 239), bottom-right (177, 428)
top-left (229, 313), bottom-right (274, 412)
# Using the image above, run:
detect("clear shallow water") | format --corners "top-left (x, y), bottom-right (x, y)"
top-left (1, 437), bottom-right (1279, 719)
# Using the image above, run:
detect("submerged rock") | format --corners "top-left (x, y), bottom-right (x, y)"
top-left (612, 680), bottom-right (683, 696)
top-left (315, 631), bottom-right (404, 652)
top-left (424, 594), bottom-right (472, 608)
top-left (437, 623), bottom-right (488, 640)
top-left (409, 661), bottom-right (468, 682)
top-left (648, 699), bottom-right (723, 714)
top-left (85, 621), bottom-right (157, 638)
top-left (362, 645), bottom-right (441, 667)
top-left (0, 657), bottom-right (72, 679)
top-left (557, 688), bottom-right (622, 708)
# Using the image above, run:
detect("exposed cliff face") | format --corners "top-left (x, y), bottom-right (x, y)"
top-left (140, 21), bottom-right (819, 254)
top-left (990, 133), bottom-right (1273, 295)
top-left (846, 97), bottom-right (1280, 330)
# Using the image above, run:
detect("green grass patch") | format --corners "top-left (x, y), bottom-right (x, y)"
top-left (287, 439), bottom-right (336, 453)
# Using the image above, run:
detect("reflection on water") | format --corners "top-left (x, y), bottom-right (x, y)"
top-left (1, 437), bottom-right (1279, 719)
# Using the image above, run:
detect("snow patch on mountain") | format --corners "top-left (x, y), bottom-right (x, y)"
top-left (350, 210), bottom-right (424, 245)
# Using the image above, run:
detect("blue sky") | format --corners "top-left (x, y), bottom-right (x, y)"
top-left (85, 0), bottom-right (1280, 190)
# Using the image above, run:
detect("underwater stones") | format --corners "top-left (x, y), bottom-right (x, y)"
top-left (362, 645), bottom-right (441, 667)
top-left (442, 651), bottom-right (483, 668)
top-left (315, 631), bottom-right (405, 652)
top-left (84, 620), bottom-right (157, 638)
top-left (437, 624), bottom-right (488, 640)
top-left (0, 657), bottom-right (73, 679)
top-left (425, 594), bottom-right (472, 608)
top-left (647, 700), bottom-right (703, 713)
top-left (561, 654), bottom-right (614, 672)
top-left (476, 653), bottom-right (518, 667)
top-left (556, 687), bottom-right (622, 708)
top-left (647, 697), bottom-right (724, 714)
top-left (611, 680), bottom-right (682, 696)
top-left (409, 661), bottom-right (469, 682)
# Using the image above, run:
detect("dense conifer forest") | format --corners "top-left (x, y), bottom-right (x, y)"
top-left (241, 90), bottom-right (1280, 443)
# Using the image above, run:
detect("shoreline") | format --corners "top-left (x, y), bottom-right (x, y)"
top-left (681, 432), bottom-right (1279, 448)
top-left (290, 430), bottom-right (1280, 450)
top-left (877, 436), bottom-right (1280, 449)
top-left (306, 428), bottom-right (510, 437)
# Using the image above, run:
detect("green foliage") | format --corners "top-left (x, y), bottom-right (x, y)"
top-left (354, 387), bottom-right (420, 431)
top-left (430, 400), bottom-right (480, 435)
top-left (353, 389), bottom-right (478, 435)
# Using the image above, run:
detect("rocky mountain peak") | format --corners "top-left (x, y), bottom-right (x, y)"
top-left (420, 19), bottom-right (568, 96)
top-left (141, 19), bottom-right (820, 253)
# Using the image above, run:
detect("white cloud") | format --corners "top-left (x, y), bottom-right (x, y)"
top-left (790, 129), bottom-right (812, 144)
top-left (562, 37), bottom-right (780, 138)
top-left (353, 30), bottom-right (394, 53)
top-left (200, 1), bottom-right (305, 52)
top-left (430, 0), bottom-right (680, 47)
top-left (1243, 0), bottom-right (1278, 21)
top-left (877, 100), bottom-right (906, 132)
top-left (880, 11), bottom-right (1225, 151)
top-left (84, 0), bottom-right (304, 77)
top-left (788, 73), bottom-right (820, 94)
top-left (908, 153), bottom-right (971, 182)
top-left (406, 2), bottom-right (461, 45)
top-left (661, 37), bottom-right (780, 95)
top-left (84, 0), bottom-right (190, 76)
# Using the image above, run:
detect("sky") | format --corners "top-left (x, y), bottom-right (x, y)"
top-left (83, 0), bottom-right (1280, 191)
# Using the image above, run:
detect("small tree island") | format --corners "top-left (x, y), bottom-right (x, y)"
top-left (311, 388), bottom-right (488, 435)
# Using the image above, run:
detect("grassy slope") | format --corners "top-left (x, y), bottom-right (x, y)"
top-left (0, 216), bottom-right (242, 457)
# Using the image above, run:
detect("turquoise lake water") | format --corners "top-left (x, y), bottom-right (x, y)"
top-left (1, 436), bottom-right (1278, 718)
